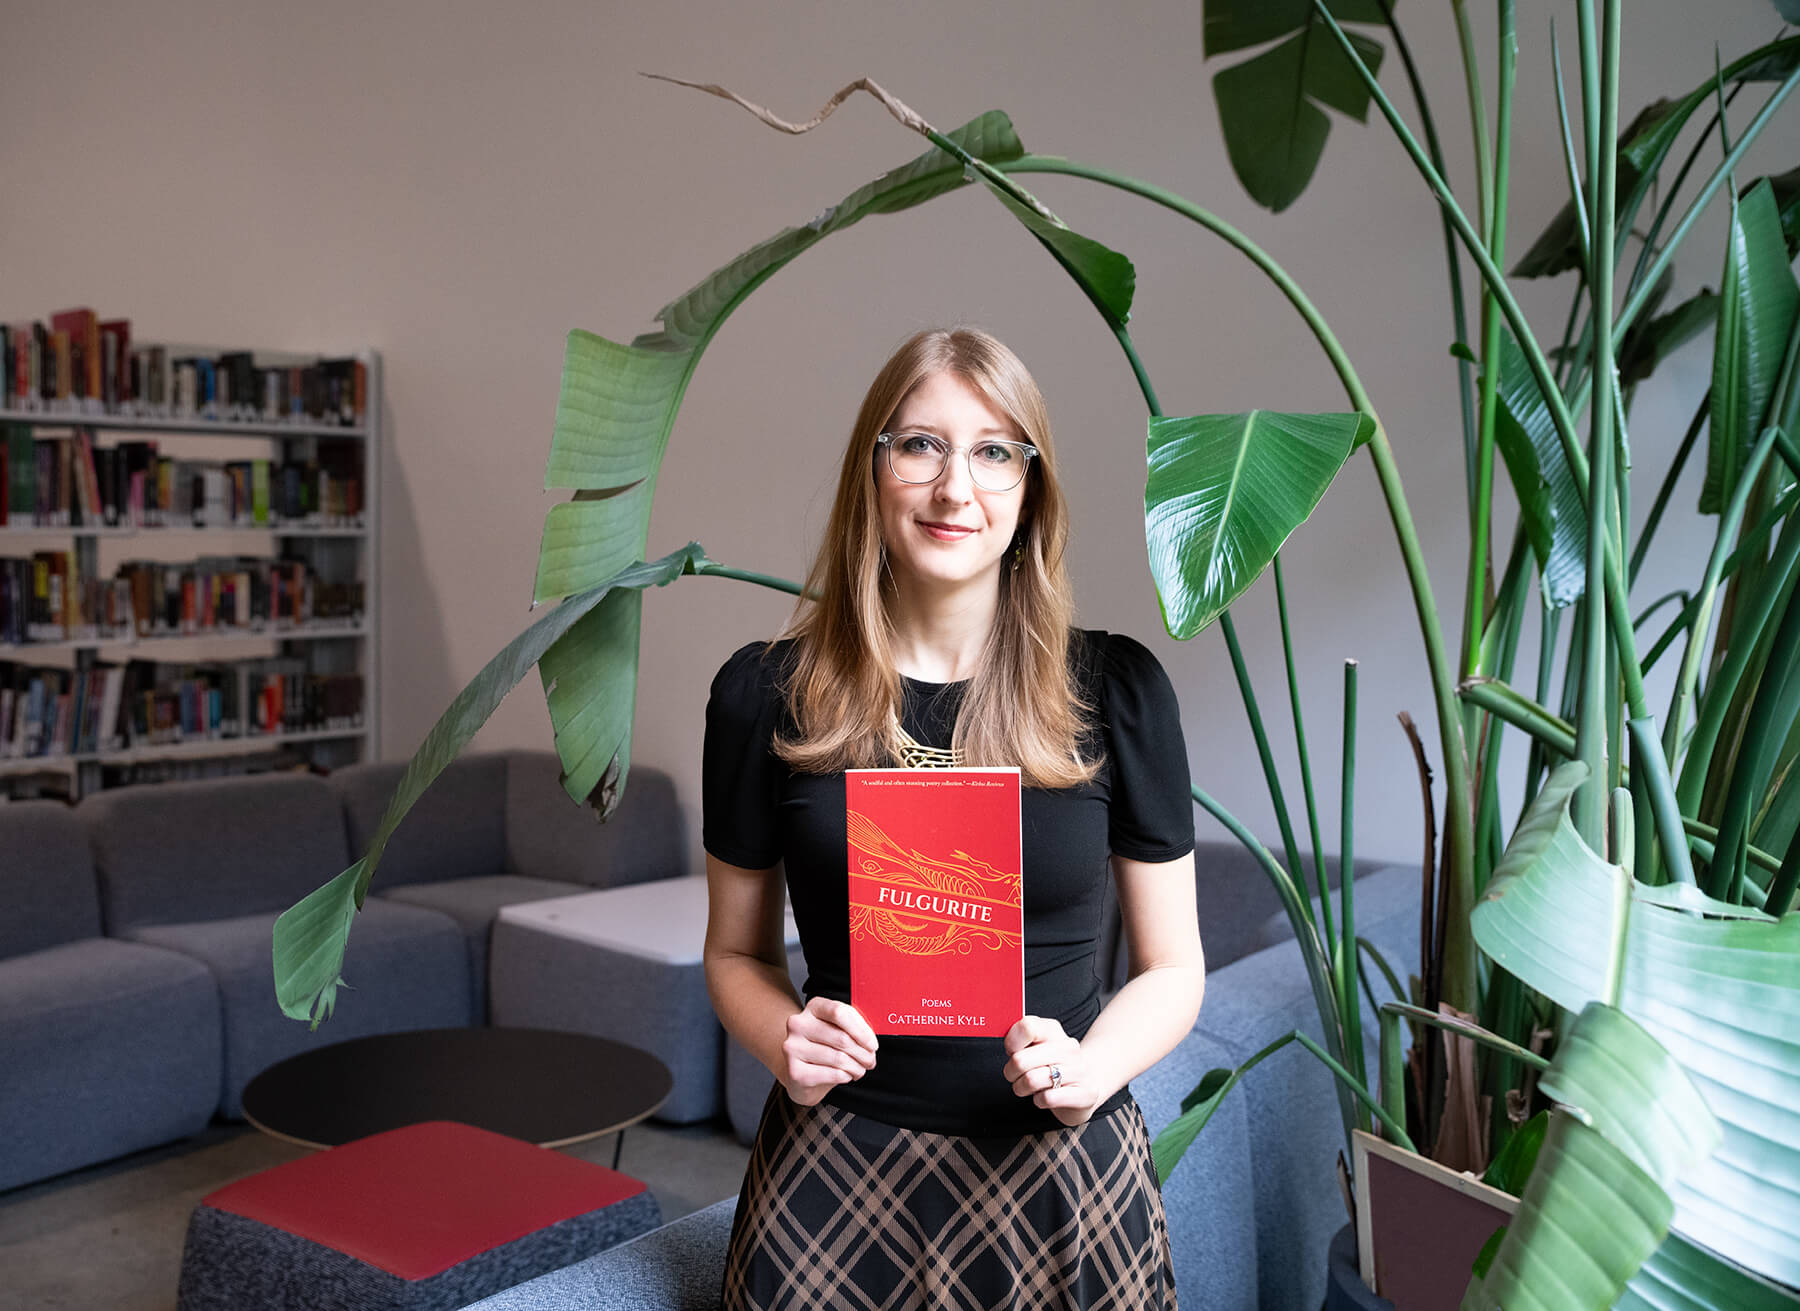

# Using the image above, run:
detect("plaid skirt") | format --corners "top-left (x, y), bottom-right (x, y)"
top-left (721, 1088), bottom-right (1177, 1310)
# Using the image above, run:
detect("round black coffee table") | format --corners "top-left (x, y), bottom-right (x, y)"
top-left (241, 1027), bottom-right (673, 1166)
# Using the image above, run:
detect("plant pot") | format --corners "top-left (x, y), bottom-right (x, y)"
top-left (1351, 1130), bottom-right (1518, 1310)
top-left (1327, 1223), bottom-right (1395, 1311)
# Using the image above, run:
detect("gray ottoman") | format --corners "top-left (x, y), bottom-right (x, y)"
top-left (489, 878), bottom-right (797, 1124)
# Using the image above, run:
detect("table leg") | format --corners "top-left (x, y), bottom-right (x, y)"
top-left (612, 1130), bottom-right (625, 1171)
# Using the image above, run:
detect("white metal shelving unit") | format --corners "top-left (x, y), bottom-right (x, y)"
top-left (0, 348), bottom-right (381, 798)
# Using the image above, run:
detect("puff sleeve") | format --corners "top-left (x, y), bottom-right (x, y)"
top-left (701, 641), bottom-right (787, 870)
top-left (1101, 632), bottom-right (1196, 862)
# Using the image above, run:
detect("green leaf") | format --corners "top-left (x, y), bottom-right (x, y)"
top-left (1470, 1226), bottom-right (1507, 1281)
top-left (1472, 762), bottom-right (1800, 1286)
top-left (1766, 165), bottom-right (1800, 257)
top-left (971, 172), bottom-right (1135, 328)
top-left (1202, 0), bottom-right (1387, 55)
top-left (1704, 180), bottom-right (1800, 513)
top-left (1205, 0), bottom-right (1387, 212)
top-left (1487, 332), bottom-right (1588, 607)
top-left (1144, 410), bottom-right (1369, 639)
top-left (1462, 1110), bottom-right (1673, 1310)
top-left (1151, 1066), bottom-right (1236, 1183)
top-left (1620, 286), bottom-right (1720, 387)
top-left (1619, 1230), bottom-right (1800, 1309)
top-left (272, 543), bottom-right (711, 1026)
top-left (1465, 1004), bottom-right (1720, 1310)
top-left (525, 111), bottom-right (1026, 800)
top-left (1512, 37), bottom-right (1800, 280)
top-left (1511, 99), bottom-right (1672, 280)
top-left (1538, 1004), bottom-right (1722, 1186)
top-left (1482, 1110), bottom-right (1549, 1195)
top-left (533, 110), bottom-right (1027, 608)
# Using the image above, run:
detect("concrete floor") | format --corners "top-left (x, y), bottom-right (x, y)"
top-left (0, 1117), bottom-right (750, 1310)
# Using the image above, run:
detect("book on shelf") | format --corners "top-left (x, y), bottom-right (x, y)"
top-left (845, 767), bottom-right (1025, 1037)
top-left (0, 654), bottom-right (364, 762)
top-left (1, 311), bottom-right (367, 427)
top-left (0, 427), bottom-right (365, 530)
top-left (0, 549), bottom-right (362, 646)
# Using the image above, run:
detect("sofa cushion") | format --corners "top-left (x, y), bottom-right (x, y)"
top-left (1255, 864), bottom-right (1423, 957)
top-left (177, 1121), bottom-right (662, 1310)
top-left (0, 936), bottom-right (221, 1190)
top-left (504, 752), bottom-right (685, 889)
top-left (331, 754), bottom-right (508, 893)
top-left (1100, 840), bottom-right (1390, 989)
top-left (1188, 883), bottom-right (1421, 1310)
top-left (463, 1197), bottom-right (739, 1311)
top-left (378, 874), bottom-right (588, 1016)
top-left (85, 772), bottom-right (350, 933)
top-left (1131, 1027), bottom-right (1261, 1308)
top-left (0, 800), bottom-right (101, 959)
top-left (132, 899), bottom-right (472, 1119)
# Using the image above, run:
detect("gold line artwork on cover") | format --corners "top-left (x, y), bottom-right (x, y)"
top-left (845, 810), bottom-right (1023, 958)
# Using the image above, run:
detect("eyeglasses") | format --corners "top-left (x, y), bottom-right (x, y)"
top-left (876, 431), bottom-right (1039, 493)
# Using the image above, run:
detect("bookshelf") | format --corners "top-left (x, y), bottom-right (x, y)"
top-left (0, 343), bottom-right (381, 801)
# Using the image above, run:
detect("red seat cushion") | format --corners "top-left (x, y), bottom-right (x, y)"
top-left (201, 1120), bottom-right (648, 1281)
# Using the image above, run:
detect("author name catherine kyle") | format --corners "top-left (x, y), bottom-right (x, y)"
top-left (889, 997), bottom-right (987, 1027)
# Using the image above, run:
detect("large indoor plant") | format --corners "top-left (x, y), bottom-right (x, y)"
top-left (268, 2), bottom-right (1800, 1302)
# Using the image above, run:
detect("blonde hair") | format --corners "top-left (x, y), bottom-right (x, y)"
top-left (773, 327), bottom-right (1097, 787)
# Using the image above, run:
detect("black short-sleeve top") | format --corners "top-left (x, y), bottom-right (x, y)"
top-left (702, 628), bottom-right (1194, 1136)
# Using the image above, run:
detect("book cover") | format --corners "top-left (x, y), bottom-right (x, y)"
top-left (50, 309), bottom-right (100, 403)
top-left (846, 766), bottom-right (1024, 1037)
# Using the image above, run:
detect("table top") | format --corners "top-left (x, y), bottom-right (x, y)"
top-left (241, 1027), bottom-right (673, 1151)
top-left (497, 875), bottom-right (798, 964)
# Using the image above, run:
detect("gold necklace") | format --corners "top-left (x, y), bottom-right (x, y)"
top-left (891, 717), bottom-right (965, 769)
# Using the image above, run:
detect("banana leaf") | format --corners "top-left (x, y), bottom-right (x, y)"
top-left (1202, 0), bottom-right (1388, 213)
top-left (1471, 762), bottom-right (1800, 1288)
top-left (1702, 179), bottom-right (1800, 514)
top-left (1464, 1004), bottom-right (1720, 1310)
top-left (1477, 332), bottom-right (1588, 607)
top-left (527, 109), bottom-right (1025, 806)
top-left (273, 544), bottom-right (712, 1026)
top-left (1144, 410), bottom-right (1371, 638)
top-left (1619, 1231), bottom-right (1800, 1310)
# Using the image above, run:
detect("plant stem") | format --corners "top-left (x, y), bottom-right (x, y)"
top-left (1629, 391), bottom-right (1710, 585)
top-left (1193, 784), bottom-right (1363, 1151)
top-left (1375, 0), bottom-right (1479, 506)
top-left (1222, 612), bottom-right (1308, 887)
top-left (1614, 67), bottom-right (1800, 343)
top-left (1664, 427), bottom-right (1781, 763)
top-left (1453, 0), bottom-right (1495, 268)
top-left (1340, 660), bottom-right (1366, 1130)
top-left (1765, 817), bottom-right (1800, 916)
top-left (1001, 151), bottom-right (1479, 1010)
top-left (1574, 0), bottom-right (1622, 847)
top-left (1460, 679), bottom-right (1577, 757)
top-left (1276, 555), bottom-right (1334, 945)
top-left (1550, 22), bottom-right (1593, 280)
top-left (1382, 1002), bottom-right (1552, 1071)
top-left (692, 562), bottom-right (810, 596)
top-left (1680, 817), bottom-right (1784, 876)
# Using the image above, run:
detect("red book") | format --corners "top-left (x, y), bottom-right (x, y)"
top-left (846, 767), bottom-right (1024, 1037)
top-left (50, 309), bottom-right (100, 402)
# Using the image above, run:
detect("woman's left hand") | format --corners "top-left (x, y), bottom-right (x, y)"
top-left (1003, 1016), bottom-right (1102, 1126)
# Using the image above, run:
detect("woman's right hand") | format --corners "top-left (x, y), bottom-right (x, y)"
top-left (780, 997), bottom-right (879, 1106)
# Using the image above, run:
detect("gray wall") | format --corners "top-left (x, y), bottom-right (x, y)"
top-left (1, 0), bottom-right (1787, 865)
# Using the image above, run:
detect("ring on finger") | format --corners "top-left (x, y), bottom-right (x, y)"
top-left (1049, 1064), bottom-right (1064, 1089)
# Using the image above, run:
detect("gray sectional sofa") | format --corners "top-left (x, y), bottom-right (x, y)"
top-left (0, 751), bottom-right (687, 1192)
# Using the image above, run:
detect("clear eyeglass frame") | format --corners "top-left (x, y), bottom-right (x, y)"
top-left (875, 431), bottom-right (1039, 493)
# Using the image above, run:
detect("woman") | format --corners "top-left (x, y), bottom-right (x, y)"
top-left (702, 327), bottom-right (1204, 1310)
